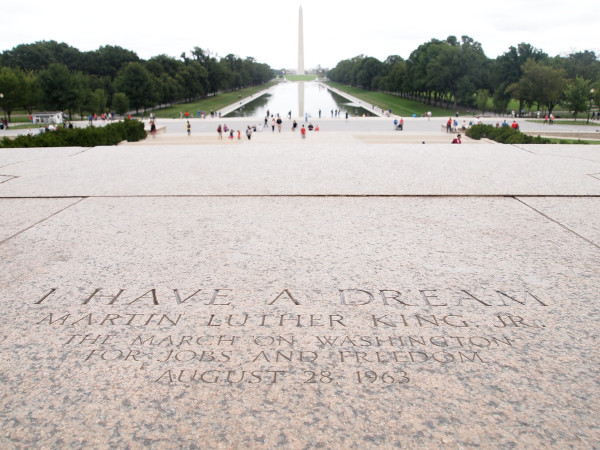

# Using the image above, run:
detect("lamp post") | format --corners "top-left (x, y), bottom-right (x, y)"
top-left (587, 88), bottom-right (595, 124)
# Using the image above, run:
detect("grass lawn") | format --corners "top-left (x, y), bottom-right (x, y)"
top-left (325, 82), bottom-right (457, 117)
top-left (545, 137), bottom-right (600, 144)
top-left (3, 114), bottom-right (32, 123)
top-left (284, 74), bottom-right (318, 81)
top-left (526, 119), bottom-right (600, 126)
top-left (150, 82), bottom-right (277, 119)
top-left (3, 124), bottom-right (35, 130)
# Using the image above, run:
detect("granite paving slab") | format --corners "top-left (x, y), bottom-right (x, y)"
top-left (0, 198), bottom-right (84, 243)
top-left (0, 196), bottom-right (598, 448)
top-left (0, 144), bottom-right (599, 196)
top-left (517, 197), bottom-right (600, 248)
top-left (0, 146), bottom-right (85, 169)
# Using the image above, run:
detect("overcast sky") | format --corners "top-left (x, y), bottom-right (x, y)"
top-left (2, 0), bottom-right (598, 70)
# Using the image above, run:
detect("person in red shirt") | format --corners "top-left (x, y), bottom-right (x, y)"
top-left (511, 121), bottom-right (519, 129)
top-left (300, 125), bottom-right (306, 139)
top-left (452, 133), bottom-right (462, 144)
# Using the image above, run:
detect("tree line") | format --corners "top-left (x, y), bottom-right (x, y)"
top-left (0, 41), bottom-right (273, 121)
top-left (327, 36), bottom-right (600, 118)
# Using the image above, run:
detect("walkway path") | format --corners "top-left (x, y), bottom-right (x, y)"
top-left (319, 82), bottom-right (387, 117)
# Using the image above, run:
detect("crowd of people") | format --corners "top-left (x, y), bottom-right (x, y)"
top-left (207, 119), bottom-right (321, 141)
top-left (200, 110), bottom-right (322, 141)
top-left (445, 117), bottom-right (485, 133)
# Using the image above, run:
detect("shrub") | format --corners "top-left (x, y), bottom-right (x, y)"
top-left (466, 124), bottom-right (552, 144)
top-left (465, 124), bottom-right (493, 140)
top-left (0, 119), bottom-right (146, 148)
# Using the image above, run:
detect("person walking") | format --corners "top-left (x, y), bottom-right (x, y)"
top-left (186, 121), bottom-right (191, 136)
top-left (276, 116), bottom-right (283, 133)
top-left (246, 126), bottom-right (253, 140)
top-left (217, 123), bottom-right (223, 140)
top-left (300, 124), bottom-right (306, 139)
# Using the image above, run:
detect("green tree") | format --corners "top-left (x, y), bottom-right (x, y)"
top-left (505, 76), bottom-right (535, 112)
top-left (492, 89), bottom-right (511, 114)
top-left (112, 92), bottom-right (129, 115)
top-left (0, 67), bottom-right (23, 121)
top-left (0, 40), bottom-right (82, 71)
top-left (86, 88), bottom-right (108, 115)
top-left (492, 43), bottom-right (548, 113)
top-left (519, 59), bottom-right (567, 113)
top-left (406, 40), bottom-right (445, 104)
top-left (82, 45), bottom-right (140, 78)
top-left (593, 85), bottom-right (600, 115)
top-left (425, 36), bottom-right (487, 109)
top-left (38, 63), bottom-right (82, 117)
top-left (155, 73), bottom-right (182, 106)
top-left (563, 76), bottom-right (591, 120)
top-left (147, 54), bottom-right (182, 78)
top-left (21, 70), bottom-right (41, 114)
top-left (557, 51), bottom-right (600, 82)
top-left (381, 58), bottom-right (406, 94)
top-left (354, 57), bottom-right (385, 90)
top-left (206, 58), bottom-right (227, 94)
top-left (378, 56), bottom-right (405, 94)
top-left (476, 89), bottom-right (491, 114)
top-left (114, 62), bottom-right (155, 113)
top-left (175, 61), bottom-right (208, 101)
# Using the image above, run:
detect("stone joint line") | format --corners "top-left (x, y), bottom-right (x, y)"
top-left (0, 197), bottom-right (87, 246)
top-left (0, 175), bottom-right (18, 185)
top-left (514, 196), bottom-right (600, 251)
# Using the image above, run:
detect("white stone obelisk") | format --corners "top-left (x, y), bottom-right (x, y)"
top-left (298, 6), bottom-right (305, 75)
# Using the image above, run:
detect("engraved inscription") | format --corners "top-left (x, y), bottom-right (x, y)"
top-left (29, 283), bottom-right (550, 386)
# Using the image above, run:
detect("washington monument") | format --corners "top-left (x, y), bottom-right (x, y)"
top-left (298, 5), bottom-right (305, 75)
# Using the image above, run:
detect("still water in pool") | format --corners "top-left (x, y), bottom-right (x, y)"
top-left (225, 81), bottom-right (375, 119)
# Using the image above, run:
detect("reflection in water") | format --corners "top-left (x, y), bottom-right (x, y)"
top-left (225, 81), bottom-right (375, 119)
top-left (298, 81), bottom-right (304, 118)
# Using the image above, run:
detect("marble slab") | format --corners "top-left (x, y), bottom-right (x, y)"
top-left (0, 196), bottom-right (599, 448)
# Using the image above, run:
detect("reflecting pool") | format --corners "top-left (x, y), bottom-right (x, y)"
top-left (225, 81), bottom-right (375, 118)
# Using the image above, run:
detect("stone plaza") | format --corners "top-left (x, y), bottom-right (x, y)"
top-left (1, 114), bottom-right (599, 447)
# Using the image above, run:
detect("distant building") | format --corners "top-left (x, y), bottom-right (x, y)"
top-left (32, 112), bottom-right (63, 125)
